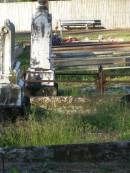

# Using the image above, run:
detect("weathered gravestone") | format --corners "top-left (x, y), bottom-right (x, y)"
top-left (0, 19), bottom-right (15, 82)
top-left (0, 20), bottom-right (23, 111)
top-left (26, 0), bottom-right (57, 96)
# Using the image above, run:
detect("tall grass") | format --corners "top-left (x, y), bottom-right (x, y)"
top-left (1, 100), bottom-right (130, 147)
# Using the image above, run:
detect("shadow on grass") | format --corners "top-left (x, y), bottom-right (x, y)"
top-left (30, 106), bottom-right (49, 121)
top-left (79, 101), bottom-right (130, 132)
top-left (81, 114), bottom-right (116, 132)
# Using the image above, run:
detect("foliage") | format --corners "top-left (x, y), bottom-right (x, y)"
top-left (10, 167), bottom-right (29, 173)
top-left (1, 31), bottom-right (128, 147)
top-left (1, 100), bottom-right (130, 147)
top-left (18, 46), bottom-right (30, 71)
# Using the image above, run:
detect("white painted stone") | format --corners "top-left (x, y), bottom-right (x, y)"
top-left (0, 19), bottom-right (15, 84)
top-left (0, 20), bottom-right (22, 106)
top-left (28, 0), bottom-right (55, 87)
top-left (30, 3), bottom-right (52, 70)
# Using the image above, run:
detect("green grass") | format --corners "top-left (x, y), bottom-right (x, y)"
top-left (1, 100), bottom-right (130, 147)
top-left (10, 168), bottom-right (30, 173)
top-left (18, 46), bottom-right (30, 71)
top-left (63, 30), bottom-right (130, 41)
top-left (7, 31), bottom-right (130, 147)
top-left (16, 30), bottom-right (130, 43)
top-left (16, 33), bottom-right (30, 44)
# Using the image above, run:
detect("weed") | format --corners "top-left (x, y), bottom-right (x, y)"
top-left (0, 99), bottom-right (130, 147)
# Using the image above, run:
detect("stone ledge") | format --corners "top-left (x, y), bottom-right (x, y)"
top-left (0, 141), bottom-right (130, 162)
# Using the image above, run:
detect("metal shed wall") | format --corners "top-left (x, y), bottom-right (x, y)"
top-left (0, 0), bottom-right (129, 32)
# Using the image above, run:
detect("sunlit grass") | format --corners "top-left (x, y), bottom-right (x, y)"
top-left (63, 30), bottom-right (130, 41)
top-left (7, 31), bottom-right (130, 148)
top-left (1, 100), bottom-right (130, 147)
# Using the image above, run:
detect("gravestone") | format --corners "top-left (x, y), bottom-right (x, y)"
top-left (30, 0), bottom-right (51, 70)
top-left (26, 0), bottom-right (57, 96)
top-left (0, 20), bottom-right (22, 107)
top-left (0, 19), bottom-right (15, 83)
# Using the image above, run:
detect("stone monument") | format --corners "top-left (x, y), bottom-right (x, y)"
top-left (26, 0), bottom-right (57, 96)
top-left (0, 19), bottom-right (24, 109)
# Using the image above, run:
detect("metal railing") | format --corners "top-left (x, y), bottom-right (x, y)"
top-left (25, 65), bottom-right (130, 95)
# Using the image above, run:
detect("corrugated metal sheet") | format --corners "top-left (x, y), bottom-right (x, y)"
top-left (0, 0), bottom-right (130, 32)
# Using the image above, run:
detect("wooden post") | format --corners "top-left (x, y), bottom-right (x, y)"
top-left (100, 66), bottom-right (103, 95)
top-left (96, 65), bottom-right (106, 95)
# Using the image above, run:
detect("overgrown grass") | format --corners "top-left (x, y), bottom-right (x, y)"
top-left (1, 100), bottom-right (130, 147)
top-left (8, 32), bottom-right (130, 147)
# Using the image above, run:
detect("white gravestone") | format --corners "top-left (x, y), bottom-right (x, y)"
top-left (0, 19), bottom-right (15, 83)
top-left (27, 0), bottom-right (54, 87)
top-left (0, 20), bottom-right (22, 106)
